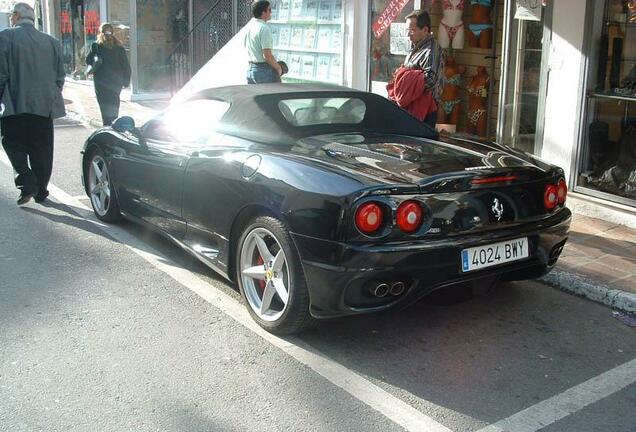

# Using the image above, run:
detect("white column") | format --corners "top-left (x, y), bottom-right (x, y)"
top-left (41, 0), bottom-right (57, 37)
top-left (129, 0), bottom-right (137, 97)
top-left (541, 0), bottom-right (588, 182)
top-left (99, 0), bottom-right (107, 22)
top-left (345, 0), bottom-right (369, 90)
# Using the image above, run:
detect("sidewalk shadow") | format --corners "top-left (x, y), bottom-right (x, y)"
top-left (28, 198), bottom-right (229, 285)
top-left (20, 200), bottom-right (119, 243)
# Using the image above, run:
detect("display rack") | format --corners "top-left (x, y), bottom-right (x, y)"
top-left (270, 0), bottom-right (344, 84)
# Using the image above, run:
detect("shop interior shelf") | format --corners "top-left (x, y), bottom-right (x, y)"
top-left (589, 92), bottom-right (636, 102)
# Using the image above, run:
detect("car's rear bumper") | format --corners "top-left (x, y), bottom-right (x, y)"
top-left (292, 208), bottom-right (571, 319)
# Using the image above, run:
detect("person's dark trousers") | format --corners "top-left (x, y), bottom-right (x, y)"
top-left (94, 81), bottom-right (122, 126)
top-left (1, 113), bottom-right (54, 198)
top-left (423, 110), bottom-right (437, 129)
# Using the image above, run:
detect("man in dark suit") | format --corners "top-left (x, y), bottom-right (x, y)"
top-left (0, 2), bottom-right (65, 205)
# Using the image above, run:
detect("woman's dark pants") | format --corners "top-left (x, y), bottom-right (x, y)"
top-left (94, 81), bottom-right (122, 126)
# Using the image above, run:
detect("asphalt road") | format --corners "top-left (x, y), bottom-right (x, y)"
top-left (0, 121), bottom-right (634, 432)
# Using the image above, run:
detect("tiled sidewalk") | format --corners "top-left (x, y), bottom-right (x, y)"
top-left (61, 78), bottom-right (636, 313)
top-left (558, 215), bottom-right (636, 293)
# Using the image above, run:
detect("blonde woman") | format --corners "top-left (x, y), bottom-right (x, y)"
top-left (85, 23), bottom-right (131, 125)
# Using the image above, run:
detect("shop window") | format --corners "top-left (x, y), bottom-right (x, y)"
top-left (369, 0), bottom-right (415, 96)
top-left (270, 0), bottom-right (345, 84)
top-left (368, 0), bottom-right (505, 140)
top-left (580, 0), bottom-right (636, 204)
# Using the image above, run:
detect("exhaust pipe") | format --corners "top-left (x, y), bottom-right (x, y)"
top-left (371, 283), bottom-right (389, 298)
top-left (390, 281), bottom-right (406, 296)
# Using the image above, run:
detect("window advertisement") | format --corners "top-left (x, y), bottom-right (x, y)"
top-left (368, 0), bottom-right (414, 96)
top-left (59, 0), bottom-right (73, 74)
top-left (84, 0), bottom-right (99, 49)
top-left (579, 0), bottom-right (636, 206)
top-left (270, 0), bottom-right (344, 84)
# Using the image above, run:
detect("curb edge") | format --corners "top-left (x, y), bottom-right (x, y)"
top-left (541, 268), bottom-right (636, 314)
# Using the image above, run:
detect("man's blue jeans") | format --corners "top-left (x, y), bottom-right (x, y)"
top-left (247, 63), bottom-right (279, 84)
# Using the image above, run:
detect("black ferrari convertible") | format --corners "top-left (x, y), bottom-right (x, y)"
top-left (81, 83), bottom-right (570, 334)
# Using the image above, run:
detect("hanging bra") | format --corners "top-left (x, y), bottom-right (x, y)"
top-left (443, 0), bottom-right (466, 11)
top-left (470, 0), bottom-right (492, 7)
top-left (446, 73), bottom-right (462, 86)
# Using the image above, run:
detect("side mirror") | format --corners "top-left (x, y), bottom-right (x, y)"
top-left (112, 116), bottom-right (136, 133)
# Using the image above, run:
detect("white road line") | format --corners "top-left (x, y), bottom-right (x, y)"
top-left (476, 358), bottom-right (636, 432)
top-left (3, 152), bottom-right (635, 432)
top-left (0, 152), bottom-right (453, 432)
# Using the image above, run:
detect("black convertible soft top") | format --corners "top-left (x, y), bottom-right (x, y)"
top-left (186, 83), bottom-right (438, 146)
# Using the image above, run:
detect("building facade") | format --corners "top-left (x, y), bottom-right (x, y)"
top-left (39, 0), bottom-right (636, 226)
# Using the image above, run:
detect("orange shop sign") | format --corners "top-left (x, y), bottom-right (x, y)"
top-left (372, 0), bottom-right (410, 39)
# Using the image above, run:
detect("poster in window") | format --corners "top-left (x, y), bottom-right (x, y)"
top-left (316, 54), bottom-right (331, 81)
top-left (318, 0), bottom-right (332, 23)
top-left (302, 55), bottom-right (316, 79)
top-left (276, 50), bottom-right (289, 65)
top-left (331, 0), bottom-right (342, 22)
top-left (291, 0), bottom-right (304, 20)
top-left (271, 26), bottom-right (280, 48)
top-left (317, 27), bottom-right (332, 51)
top-left (305, 1), bottom-right (318, 20)
top-left (290, 54), bottom-right (303, 76)
top-left (389, 22), bottom-right (409, 55)
top-left (303, 26), bottom-right (317, 49)
top-left (278, 25), bottom-right (291, 48)
top-left (290, 26), bottom-right (304, 47)
top-left (329, 55), bottom-right (342, 82)
top-left (278, 0), bottom-right (291, 21)
top-left (331, 28), bottom-right (342, 51)
top-left (270, 0), bottom-right (279, 21)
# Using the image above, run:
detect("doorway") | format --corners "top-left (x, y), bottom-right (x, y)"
top-left (498, 1), bottom-right (552, 155)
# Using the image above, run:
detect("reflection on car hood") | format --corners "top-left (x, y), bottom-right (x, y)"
top-left (288, 133), bottom-right (549, 187)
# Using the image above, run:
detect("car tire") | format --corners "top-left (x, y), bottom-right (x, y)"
top-left (236, 216), bottom-right (313, 335)
top-left (86, 148), bottom-right (121, 223)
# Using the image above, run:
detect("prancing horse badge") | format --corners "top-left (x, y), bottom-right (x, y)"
top-left (492, 198), bottom-right (504, 221)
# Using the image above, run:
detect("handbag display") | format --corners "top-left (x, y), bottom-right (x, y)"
top-left (86, 44), bottom-right (103, 76)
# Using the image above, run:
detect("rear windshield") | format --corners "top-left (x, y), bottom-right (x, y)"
top-left (278, 97), bottom-right (366, 127)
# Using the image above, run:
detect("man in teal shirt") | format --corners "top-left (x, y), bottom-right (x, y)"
top-left (244, 1), bottom-right (282, 83)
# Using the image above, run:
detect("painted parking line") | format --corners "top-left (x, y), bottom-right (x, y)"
top-left (0, 151), bottom-right (453, 432)
top-left (476, 358), bottom-right (636, 432)
top-left (2, 151), bottom-right (635, 432)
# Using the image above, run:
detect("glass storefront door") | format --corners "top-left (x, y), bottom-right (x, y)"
top-left (498, 2), bottom-right (552, 155)
top-left (577, 0), bottom-right (636, 206)
top-left (368, 0), bottom-right (415, 97)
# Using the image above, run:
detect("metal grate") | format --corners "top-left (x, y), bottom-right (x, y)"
top-left (236, 0), bottom-right (253, 29)
top-left (168, 0), bottom-right (234, 94)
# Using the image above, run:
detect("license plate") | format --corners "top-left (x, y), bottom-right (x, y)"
top-left (461, 237), bottom-right (529, 272)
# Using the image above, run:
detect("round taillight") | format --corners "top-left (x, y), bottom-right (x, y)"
top-left (355, 202), bottom-right (384, 234)
top-left (396, 200), bottom-right (423, 233)
top-left (544, 184), bottom-right (558, 210)
top-left (557, 179), bottom-right (567, 204)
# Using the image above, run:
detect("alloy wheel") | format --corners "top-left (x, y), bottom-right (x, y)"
top-left (88, 155), bottom-right (112, 217)
top-left (239, 227), bottom-right (290, 322)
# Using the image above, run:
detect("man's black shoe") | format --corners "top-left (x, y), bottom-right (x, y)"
top-left (34, 190), bottom-right (49, 203)
top-left (17, 192), bottom-right (33, 206)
